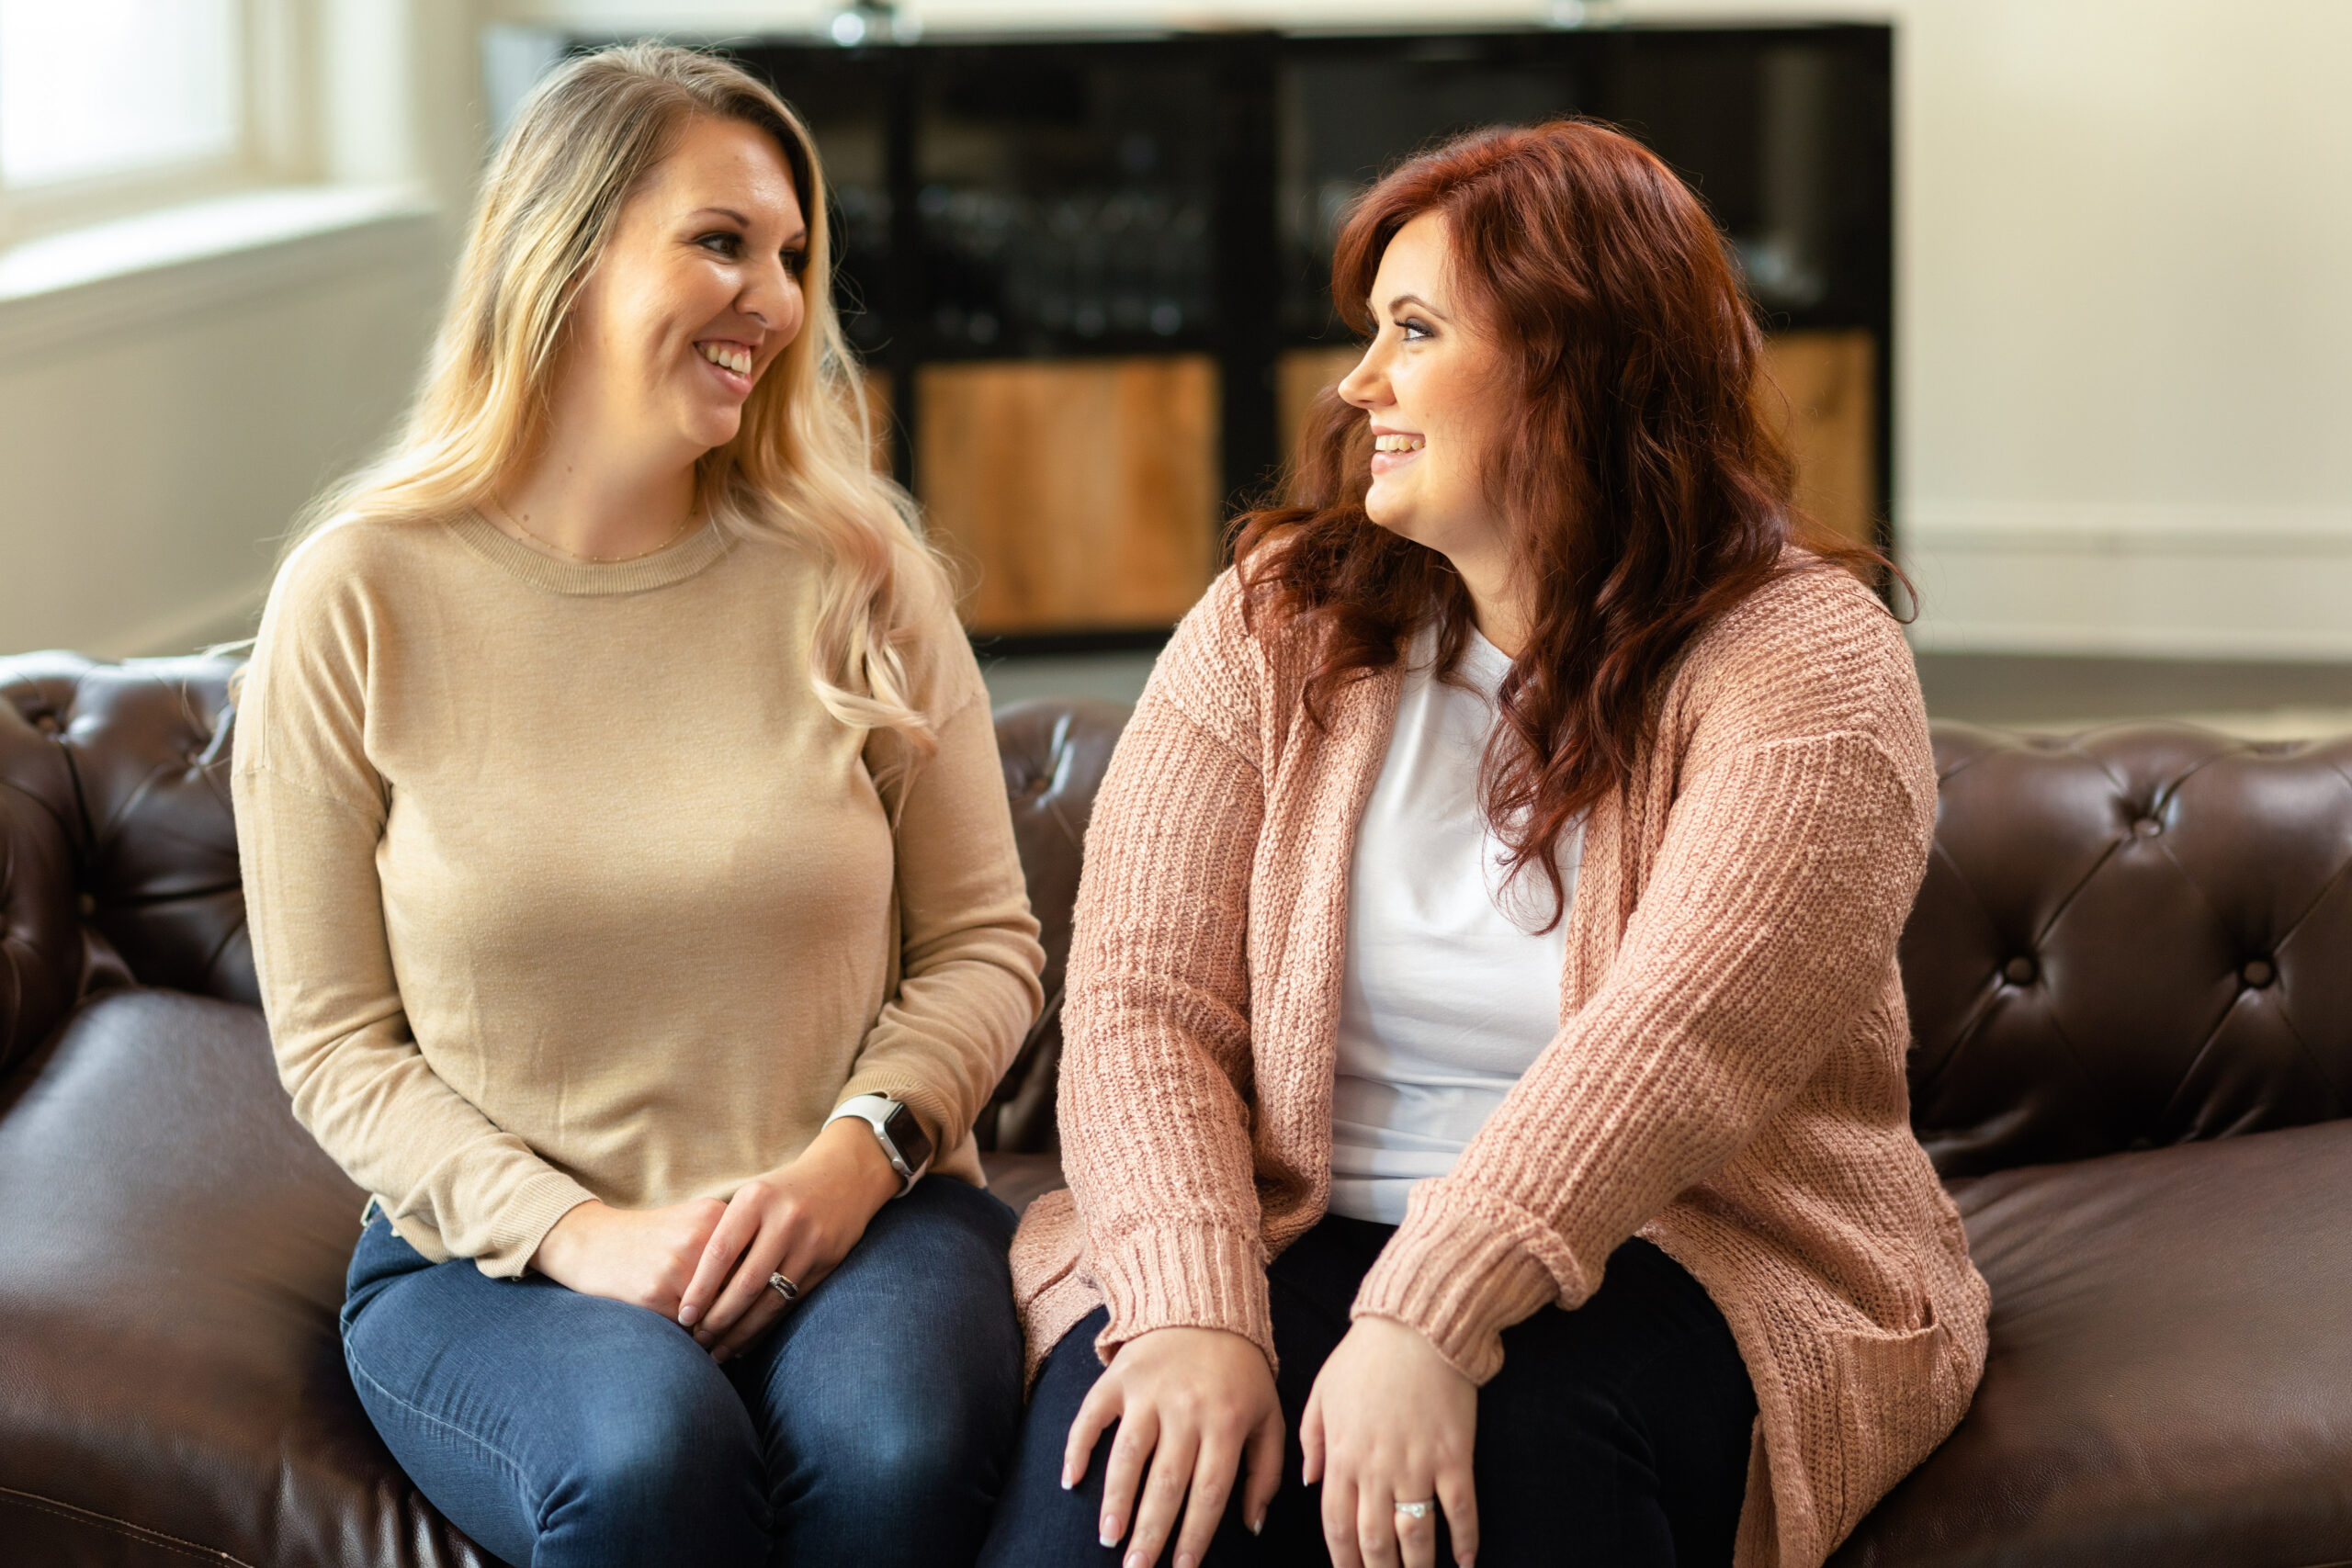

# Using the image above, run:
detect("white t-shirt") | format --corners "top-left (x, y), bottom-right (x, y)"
top-left (1328, 628), bottom-right (1581, 1225)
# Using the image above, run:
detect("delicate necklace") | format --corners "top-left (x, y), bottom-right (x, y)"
top-left (481, 493), bottom-right (700, 564)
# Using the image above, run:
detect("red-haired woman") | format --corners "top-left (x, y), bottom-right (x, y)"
top-left (979, 120), bottom-right (1986, 1568)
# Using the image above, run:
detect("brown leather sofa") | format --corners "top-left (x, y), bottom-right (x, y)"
top-left (4, 651), bottom-right (2348, 1567)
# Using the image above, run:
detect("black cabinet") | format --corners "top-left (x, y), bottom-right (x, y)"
top-left (697, 26), bottom-right (1894, 640)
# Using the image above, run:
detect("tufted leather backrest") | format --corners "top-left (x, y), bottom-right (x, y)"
top-left (2, 653), bottom-right (250, 1078)
top-left (11, 651), bottom-right (2352, 1179)
top-left (1901, 724), bottom-right (2352, 1179)
top-left (980, 697), bottom-right (1133, 1155)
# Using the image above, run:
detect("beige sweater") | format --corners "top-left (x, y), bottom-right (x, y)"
top-left (1010, 556), bottom-right (1988, 1568)
top-left (234, 512), bottom-right (1044, 1276)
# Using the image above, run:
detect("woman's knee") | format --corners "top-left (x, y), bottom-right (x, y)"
top-left (568, 1394), bottom-right (756, 1505)
top-left (774, 1389), bottom-right (1015, 1568)
top-left (783, 1183), bottom-right (1026, 1474)
top-left (798, 1372), bottom-right (1015, 1507)
top-left (541, 1371), bottom-right (768, 1556)
top-left (347, 1265), bottom-right (768, 1565)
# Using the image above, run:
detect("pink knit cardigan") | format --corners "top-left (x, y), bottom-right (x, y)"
top-left (1009, 553), bottom-right (1989, 1568)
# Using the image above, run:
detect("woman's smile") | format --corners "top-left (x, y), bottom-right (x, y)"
top-left (694, 336), bottom-right (760, 397)
top-left (1369, 426), bottom-right (1427, 475)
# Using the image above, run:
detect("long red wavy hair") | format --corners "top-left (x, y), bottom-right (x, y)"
top-left (1234, 118), bottom-right (1886, 930)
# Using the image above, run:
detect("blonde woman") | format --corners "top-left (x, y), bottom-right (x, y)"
top-left (232, 45), bottom-right (1045, 1567)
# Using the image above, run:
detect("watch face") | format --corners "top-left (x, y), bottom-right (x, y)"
top-left (881, 1100), bottom-right (933, 1172)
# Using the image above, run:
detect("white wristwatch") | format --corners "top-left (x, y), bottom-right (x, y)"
top-left (826, 1094), bottom-right (933, 1196)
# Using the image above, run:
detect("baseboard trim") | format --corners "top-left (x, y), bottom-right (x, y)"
top-left (1901, 501), bottom-right (2352, 660)
top-left (1906, 620), bottom-right (2352, 661)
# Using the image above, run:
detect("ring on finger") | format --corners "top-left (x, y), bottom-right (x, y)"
top-left (1394, 1499), bottom-right (1435, 1520)
top-left (767, 1271), bottom-right (801, 1304)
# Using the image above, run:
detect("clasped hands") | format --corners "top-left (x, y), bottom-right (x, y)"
top-left (1071, 1315), bottom-right (1479, 1568)
top-left (527, 1115), bottom-right (900, 1362)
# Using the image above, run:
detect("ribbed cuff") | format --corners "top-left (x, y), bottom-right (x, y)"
top-left (1351, 1184), bottom-right (1573, 1384)
top-left (1090, 1222), bottom-right (1277, 1372)
top-left (481, 1169), bottom-right (600, 1279)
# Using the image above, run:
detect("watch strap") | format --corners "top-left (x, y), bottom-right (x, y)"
top-left (827, 1094), bottom-right (930, 1195)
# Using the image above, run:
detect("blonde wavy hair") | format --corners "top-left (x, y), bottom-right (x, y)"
top-left (284, 42), bottom-right (943, 749)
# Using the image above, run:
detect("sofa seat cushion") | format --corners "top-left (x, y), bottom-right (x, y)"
top-left (1834, 1118), bottom-right (2352, 1566)
top-left (0, 990), bottom-right (483, 1567)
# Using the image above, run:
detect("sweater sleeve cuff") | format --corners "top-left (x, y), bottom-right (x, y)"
top-left (1089, 1222), bottom-right (1277, 1373)
top-left (475, 1168), bottom-right (600, 1279)
top-left (1350, 1181), bottom-right (1580, 1384)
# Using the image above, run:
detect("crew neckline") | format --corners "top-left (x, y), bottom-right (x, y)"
top-left (447, 509), bottom-right (731, 597)
top-left (1458, 626), bottom-right (1513, 690)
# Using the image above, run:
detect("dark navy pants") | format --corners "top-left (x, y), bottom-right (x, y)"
top-left (983, 1217), bottom-right (1757, 1568)
top-left (342, 1178), bottom-right (1023, 1568)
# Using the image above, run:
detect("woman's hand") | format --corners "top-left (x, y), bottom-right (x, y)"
top-left (674, 1115), bottom-right (902, 1361)
top-left (1069, 1325), bottom-right (1286, 1568)
top-left (1302, 1316), bottom-right (1480, 1568)
top-left (528, 1196), bottom-right (729, 1316)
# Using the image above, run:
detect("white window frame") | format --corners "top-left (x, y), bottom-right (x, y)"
top-left (0, 0), bottom-right (323, 250)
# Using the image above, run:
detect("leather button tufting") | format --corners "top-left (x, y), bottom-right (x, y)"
top-left (1904, 721), bottom-right (2352, 1189)
top-left (2133, 817), bottom-right (2164, 838)
top-left (2003, 955), bottom-right (2037, 986)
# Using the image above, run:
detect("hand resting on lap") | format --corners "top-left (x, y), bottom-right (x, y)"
top-left (529, 1115), bottom-right (901, 1361)
top-left (1305, 1316), bottom-right (1480, 1568)
top-left (1069, 1325), bottom-right (1287, 1568)
top-left (527, 1196), bottom-right (729, 1319)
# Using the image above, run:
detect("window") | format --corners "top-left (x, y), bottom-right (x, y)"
top-left (0, 0), bottom-right (256, 243)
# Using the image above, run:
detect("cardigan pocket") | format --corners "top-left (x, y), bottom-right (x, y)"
top-left (1825, 1313), bottom-right (1960, 1541)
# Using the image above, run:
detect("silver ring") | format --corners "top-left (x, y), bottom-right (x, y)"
top-left (767, 1271), bottom-right (800, 1303)
top-left (1394, 1500), bottom-right (1434, 1520)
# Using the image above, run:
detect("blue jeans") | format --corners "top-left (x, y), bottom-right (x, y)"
top-left (982, 1218), bottom-right (1757, 1568)
top-left (342, 1178), bottom-right (1023, 1568)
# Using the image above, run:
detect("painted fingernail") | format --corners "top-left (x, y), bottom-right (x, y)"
top-left (1124, 1553), bottom-right (1147, 1568)
top-left (1099, 1519), bottom-right (1118, 1549)
top-left (1177, 1553), bottom-right (1198, 1568)
top-left (1059, 1467), bottom-right (1074, 1490)
top-left (678, 1305), bottom-right (699, 1327)
top-left (1248, 1515), bottom-right (1263, 1537)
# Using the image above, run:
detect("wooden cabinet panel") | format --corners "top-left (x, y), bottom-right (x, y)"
top-left (915, 355), bottom-right (1220, 636)
top-left (1276, 344), bottom-right (1363, 467)
top-left (1758, 329), bottom-right (1878, 550)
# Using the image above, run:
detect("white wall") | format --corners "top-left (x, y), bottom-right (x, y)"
top-left (0, 0), bottom-right (482, 660)
top-left (0, 230), bottom-right (442, 656)
top-left (1877, 0), bottom-right (2352, 657)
